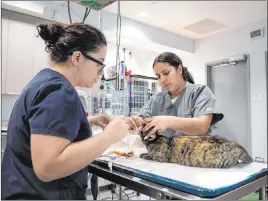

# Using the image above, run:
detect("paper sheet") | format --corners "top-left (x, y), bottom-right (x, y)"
top-left (93, 129), bottom-right (148, 156)
top-left (94, 129), bottom-right (267, 190)
top-left (98, 156), bottom-right (267, 190)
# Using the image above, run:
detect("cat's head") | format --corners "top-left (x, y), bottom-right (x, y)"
top-left (139, 127), bottom-right (162, 146)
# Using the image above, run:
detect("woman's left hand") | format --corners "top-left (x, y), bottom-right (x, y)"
top-left (88, 114), bottom-right (111, 129)
top-left (142, 116), bottom-right (170, 136)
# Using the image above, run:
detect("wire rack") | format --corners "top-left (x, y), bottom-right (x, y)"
top-left (82, 77), bottom-right (158, 118)
top-left (87, 85), bottom-right (129, 117)
top-left (130, 78), bottom-right (150, 116)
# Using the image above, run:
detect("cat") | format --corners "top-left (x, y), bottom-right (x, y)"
top-left (139, 128), bottom-right (253, 168)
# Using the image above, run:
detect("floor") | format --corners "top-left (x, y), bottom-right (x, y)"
top-left (87, 190), bottom-right (264, 200)
top-left (86, 189), bottom-right (261, 200)
top-left (240, 192), bottom-right (259, 200)
top-left (86, 188), bottom-right (153, 200)
top-left (86, 185), bottom-right (266, 200)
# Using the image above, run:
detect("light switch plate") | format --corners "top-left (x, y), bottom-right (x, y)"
top-left (252, 94), bottom-right (261, 100)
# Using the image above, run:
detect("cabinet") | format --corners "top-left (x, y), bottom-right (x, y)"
top-left (2, 10), bottom-right (10, 93)
top-left (1, 10), bottom-right (60, 94)
top-left (5, 11), bottom-right (36, 93)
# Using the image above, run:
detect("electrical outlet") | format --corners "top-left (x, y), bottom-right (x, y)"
top-left (255, 157), bottom-right (264, 163)
top-left (252, 94), bottom-right (261, 100)
top-left (250, 28), bottom-right (265, 40)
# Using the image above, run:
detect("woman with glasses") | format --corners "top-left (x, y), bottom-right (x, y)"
top-left (1, 23), bottom-right (130, 200)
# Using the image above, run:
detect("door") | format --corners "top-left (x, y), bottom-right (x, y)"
top-left (264, 51), bottom-right (268, 163)
top-left (265, 51), bottom-right (268, 133)
top-left (208, 59), bottom-right (251, 154)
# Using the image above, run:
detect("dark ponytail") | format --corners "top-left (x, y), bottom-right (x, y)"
top-left (181, 66), bottom-right (194, 84)
top-left (153, 52), bottom-right (195, 84)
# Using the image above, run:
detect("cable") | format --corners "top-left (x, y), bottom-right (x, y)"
top-left (51, 10), bottom-right (55, 19)
top-left (67, 1), bottom-right (72, 24)
top-left (111, 184), bottom-right (116, 200)
top-left (82, 7), bottom-right (88, 23)
top-left (102, 184), bottom-right (138, 200)
top-left (82, 7), bottom-right (91, 23)
top-left (122, 189), bottom-right (130, 200)
top-left (123, 188), bottom-right (137, 197)
top-left (86, 8), bottom-right (91, 18)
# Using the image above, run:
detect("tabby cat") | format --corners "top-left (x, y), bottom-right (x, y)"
top-left (139, 128), bottom-right (253, 168)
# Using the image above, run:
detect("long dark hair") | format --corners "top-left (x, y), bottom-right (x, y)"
top-left (153, 52), bottom-right (195, 84)
top-left (36, 23), bottom-right (107, 63)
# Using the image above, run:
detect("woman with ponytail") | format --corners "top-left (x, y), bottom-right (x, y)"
top-left (128, 52), bottom-right (223, 138)
top-left (1, 23), bottom-right (131, 199)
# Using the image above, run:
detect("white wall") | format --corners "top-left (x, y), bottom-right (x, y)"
top-left (194, 18), bottom-right (267, 161)
top-left (105, 42), bottom-right (157, 77)
top-left (105, 42), bottom-right (196, 79)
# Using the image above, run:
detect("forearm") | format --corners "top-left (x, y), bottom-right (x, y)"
top-left (168, 116), bottom-right (210, 135)
top-left (42, 132), bottom-right (112, 181)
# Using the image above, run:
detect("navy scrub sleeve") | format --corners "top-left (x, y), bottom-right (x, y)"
top-left (1, 68), bottom-right (92, 200)
top-left (29, 80), bottom-right (81, 141)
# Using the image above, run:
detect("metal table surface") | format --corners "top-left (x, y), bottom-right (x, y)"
top-left (88, 161), bottom-right (267, 200)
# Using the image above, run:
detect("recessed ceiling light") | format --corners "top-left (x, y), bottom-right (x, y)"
top-left (138, 12), bottom-right (148, 17)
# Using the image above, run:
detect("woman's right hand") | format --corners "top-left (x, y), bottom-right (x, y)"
top-left (125, 116), bottom-right (144, 130)
top-left (103, 116), bottom-right (130, 143)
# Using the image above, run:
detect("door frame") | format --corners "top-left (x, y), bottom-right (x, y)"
top-left (264, 50), bottom-right (268, 158)
top-left (205, 55), bottom-right (252, 155)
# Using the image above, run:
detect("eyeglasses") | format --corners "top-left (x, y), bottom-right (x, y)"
top-left (81, 51), bottom-right (106, 73)
top-left (70, 49), bottom-right (106, 73)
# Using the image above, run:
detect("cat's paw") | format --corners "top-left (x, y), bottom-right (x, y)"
top-left (140, 153), bottom-right (152, 160)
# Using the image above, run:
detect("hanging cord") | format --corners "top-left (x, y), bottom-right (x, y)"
top-left (51, 10), bottom-right (55, 19)
top-left (67, 1), bottom-right (72, 24)
top-left (111, 184), bottom-right (130, 200)
top-left (82, 7), bottom-right (88, 23)
top-left (82, 7), bottom-right (91, 23)
top-left (99, 183), bottom-right (137, 200)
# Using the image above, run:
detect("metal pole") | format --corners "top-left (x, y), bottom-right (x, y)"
top-left (119, 185), bottom-right (122, 200)
top-left (91, 175), bottom-right (99, 200)
top-left (259, 186), bottom-right (267, 200)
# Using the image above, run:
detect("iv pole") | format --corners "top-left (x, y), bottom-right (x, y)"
top-left (91, 9), bottom-right (103, 201)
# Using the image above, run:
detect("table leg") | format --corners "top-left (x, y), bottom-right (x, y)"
top-left (91, 175), bottom-right (99, 200)
top-left (259, 186), bottom-right (267, 200)
top-left (119, 185), bottom-right (122, 200)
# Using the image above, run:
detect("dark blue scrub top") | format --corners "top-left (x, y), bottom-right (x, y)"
top-left (1, 68), bottom-right (92, 200)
